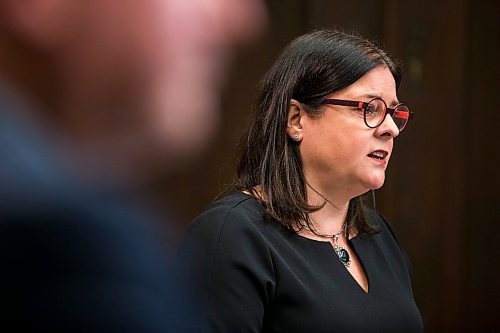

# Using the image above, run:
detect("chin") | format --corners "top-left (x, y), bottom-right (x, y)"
top-left (364, 175), bottom-right (386, 190)
top-left (371, 182), bottom-right (385, 190)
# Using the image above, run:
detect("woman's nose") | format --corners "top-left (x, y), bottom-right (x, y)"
top-left (375, 113), bottom-right (400, 138)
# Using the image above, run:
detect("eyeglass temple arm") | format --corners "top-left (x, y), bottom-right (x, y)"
top-left (322, 99), bottom-right (366, 108)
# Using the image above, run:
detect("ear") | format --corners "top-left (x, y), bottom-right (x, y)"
top-left (287, 99), bottom-right (304, 142)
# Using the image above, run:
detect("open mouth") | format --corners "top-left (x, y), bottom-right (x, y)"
top-left (367, 150), bottom-right (388, 160)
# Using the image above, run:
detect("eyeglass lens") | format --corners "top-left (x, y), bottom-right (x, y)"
top-left (392, 104), bottom-right (410, 130)
top-left (365, 99), bottom-right (409, 131)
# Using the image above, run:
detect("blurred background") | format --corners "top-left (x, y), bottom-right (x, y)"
top-left (148, 0), bottom-right (498, 332)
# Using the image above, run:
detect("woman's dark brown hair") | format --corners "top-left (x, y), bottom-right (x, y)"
top-left (235, 29), bottom-right (401, 235)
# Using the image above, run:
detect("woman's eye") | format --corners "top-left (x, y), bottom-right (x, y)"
top-left (365, 106), bottom-right (375, 115)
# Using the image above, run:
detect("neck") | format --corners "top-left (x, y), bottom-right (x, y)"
top-left (305, 180), bottom-right (350, 236)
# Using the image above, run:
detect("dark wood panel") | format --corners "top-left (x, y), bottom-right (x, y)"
top-left (380, 1), bottom-right (469, 331)
top-left (464, 0), bottom-right (500, 331)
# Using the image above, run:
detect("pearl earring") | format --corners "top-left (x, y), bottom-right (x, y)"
top-left (294, 134), bottom-right (300, 140)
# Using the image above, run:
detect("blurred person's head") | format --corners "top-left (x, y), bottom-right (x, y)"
top-left (0, 0), bottom-right (266, 179)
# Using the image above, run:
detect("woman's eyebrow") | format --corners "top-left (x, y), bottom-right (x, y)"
top-left (352, 94), bottom-right (400, 107)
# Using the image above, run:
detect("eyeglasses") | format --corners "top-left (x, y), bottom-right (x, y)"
top-left (321, 97), bottom-right (413, 131)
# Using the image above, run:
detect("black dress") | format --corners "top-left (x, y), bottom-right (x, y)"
top-left (177, 191), bottom-right (423, 332)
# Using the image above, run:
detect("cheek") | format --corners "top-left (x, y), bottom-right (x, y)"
top-left (301, 125), bottom-right (357, 174)
top-left (335, 138), bottom-right (367, 173)
top-left (323, 122), bottom-right (365, 159)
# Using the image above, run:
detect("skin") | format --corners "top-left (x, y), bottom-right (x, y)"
top-left (287, 65), bottom-right (401, 292)
top-left (0, 0), bottom-right (267, 181)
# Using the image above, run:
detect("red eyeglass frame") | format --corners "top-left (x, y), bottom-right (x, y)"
top-left (321, 97), bottom-right (413, 131)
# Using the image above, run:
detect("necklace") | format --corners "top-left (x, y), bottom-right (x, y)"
top-left (305, 181), bottom-right (351, 268)
top-left (312, 225), bottom-right (351, 268)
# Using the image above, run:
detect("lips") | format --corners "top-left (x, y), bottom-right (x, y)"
top-left (367, 150), bottom-right (388, 161)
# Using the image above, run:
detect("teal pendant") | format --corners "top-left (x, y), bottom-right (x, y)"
top-left (334, 245), bottom-right (351, 267)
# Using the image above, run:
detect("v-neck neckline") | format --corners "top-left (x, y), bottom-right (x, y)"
top-left (344, 237), bottom-right (370, 294)
top-left (295, 233), bottom-right (371, 295)
top-left (238, 191), bottom-right (373, 295)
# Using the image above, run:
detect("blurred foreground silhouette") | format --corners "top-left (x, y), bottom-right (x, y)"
top-left (0, 0), bottom-right (266, 330)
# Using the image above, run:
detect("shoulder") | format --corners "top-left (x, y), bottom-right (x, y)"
top-left (185, 191), bottom-right (267, 243)
top-left (364, 208), bottom-right (403, 246)
top-left (200, 191), bottom-right (264, 222)
top-left (177, 191), bottom-right (276, 273)
top-left (176, 192), bottom-right (276, 332)
top-left (363, 207), bottom-right (414, 276)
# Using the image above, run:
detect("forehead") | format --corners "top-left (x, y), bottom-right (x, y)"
top-left (331, 66), bottom-right (399, 105)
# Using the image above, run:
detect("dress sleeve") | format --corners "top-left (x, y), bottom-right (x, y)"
top-left (176, 203), bottom-right (276, 333)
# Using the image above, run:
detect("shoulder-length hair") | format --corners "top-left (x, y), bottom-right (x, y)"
top-left (235, 29), bottom-right (401, 235)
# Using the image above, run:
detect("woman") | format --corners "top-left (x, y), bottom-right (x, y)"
top-left (177, 29), bottom-right (423, 332)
